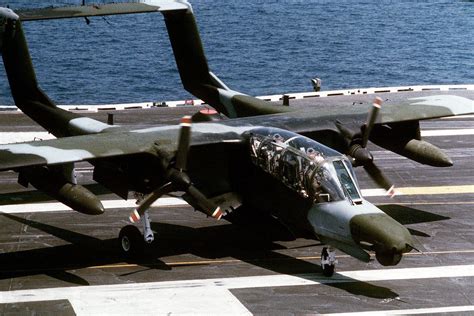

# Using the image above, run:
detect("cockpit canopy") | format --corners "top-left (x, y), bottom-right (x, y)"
top-left (246, 127), bottom-right (362, 203)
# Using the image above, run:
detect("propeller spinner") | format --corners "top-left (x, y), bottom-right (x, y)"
top-left (129, 116), bottom-right (223, 223)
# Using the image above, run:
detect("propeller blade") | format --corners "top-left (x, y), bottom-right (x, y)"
top-left (175, 116), bottom-right (192, 171)
top-left (361, 97), bottom-right (382, 148)
top-left (129, 182), bottom-right (174, 223)
top-left (187, 185), bottom-right (223, 220)
top-left (335, 120), bottom-right (358, 140)
top-left (363, 162), bottom-right (396, 197)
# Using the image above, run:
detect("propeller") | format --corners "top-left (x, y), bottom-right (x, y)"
top-left (364, 162), bottom-right (395, 197)
top-left (361, 96), bottom-right (382, 148)
top-left (337, 97), bottom-right (395, 196)
top-left (129, 116), bottom-right (223, 223)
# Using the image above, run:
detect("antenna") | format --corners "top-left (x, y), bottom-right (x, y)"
top-left (82, 0), bottom-right (89, 24)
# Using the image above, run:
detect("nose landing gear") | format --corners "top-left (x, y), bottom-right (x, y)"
top-left (321, 247), bottom-right (337, 277)
top-left (119, 208), bottom-right (154, 258)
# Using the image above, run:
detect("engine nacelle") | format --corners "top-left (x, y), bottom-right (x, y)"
top-left (401, 139), bottom-right (453, 167)
top-left (371, 124), bottom-right (453, 167)
top-left (20, 166), bottom-right (104, 215)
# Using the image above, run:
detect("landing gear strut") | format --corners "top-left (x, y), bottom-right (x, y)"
top-left (142, 211), bottom-right (154, 244)
top-left (321, 247), bottom-right (337, 277)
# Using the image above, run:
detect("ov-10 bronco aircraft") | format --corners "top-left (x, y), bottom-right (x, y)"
top-left (0, 1), bottom-right (472, 276)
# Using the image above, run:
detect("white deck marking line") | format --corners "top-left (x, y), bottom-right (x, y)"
top-left (441, 114), bottom-right (474, 119)
top-left (0, 197), bottom-right (187, 214)
top-left (321, 305), bottom-right (474, 315)
top-left (1, 185), bottom-right (472, 214)
top-left (420, 128), bottom-right (474, 137)
top-left (0, 264), bottom-right (473, 315)
top-left (0, 127), bottom-right (473, 144)
top-left (0, 132), bottom-right (55, 144)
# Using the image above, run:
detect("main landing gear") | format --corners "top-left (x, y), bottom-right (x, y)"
top-left (119, 210), bottom-right (154, 257)
top-left (321, 247), bottom-right (337, 277)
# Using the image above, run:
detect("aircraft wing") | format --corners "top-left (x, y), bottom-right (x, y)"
top-left (0, 94), bottom-right (471, 172)
top-left (235, 94), bottom-right (473, 141)
top-left (377, 95), bottom-right (473, 124)
top-left (17, 2), bottom-right (187, 21)
top-left (0, 123), bottom-right (248, 172)
top-left (0, 131), bottom-right (158, 171)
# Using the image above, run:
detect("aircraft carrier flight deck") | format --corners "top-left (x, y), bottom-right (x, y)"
top-left (0, 87), bottom-right (473, 315)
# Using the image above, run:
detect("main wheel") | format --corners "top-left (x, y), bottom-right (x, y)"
top-left (321, 247), bottom-right (335, 277)
top-left (119, 225), bottom-right (144, 258)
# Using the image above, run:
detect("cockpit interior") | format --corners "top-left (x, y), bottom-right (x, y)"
top-left (248, 128), bottom-right (363, 204)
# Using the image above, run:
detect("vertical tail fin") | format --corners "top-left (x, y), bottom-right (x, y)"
top-left (162, 3), bottom-right (292, 118)
top-left (1, 8), bottom-right (54, 108)
top-left (1, 8), bottom-right (83, 137)
top-left (163, 8), bottom-right (230, 113)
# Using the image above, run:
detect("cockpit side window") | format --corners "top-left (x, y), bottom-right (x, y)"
top-left (333, 160), bottom-right (361, 201)
top-left (312, 163), bottom-right (345, 202)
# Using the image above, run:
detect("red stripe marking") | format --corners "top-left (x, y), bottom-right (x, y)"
top-left (129, 210), bottom-right (141, 223)
top-left (200, 108), bottom-right (218, 115)
top-left (181, 116), bottom-right (192, 124)
top-left (387, 185), bottom-right (396, 198)
top-left (212, 207), bottom-right (223, 220)
top-left (373, 97), bottom-right (383, 108)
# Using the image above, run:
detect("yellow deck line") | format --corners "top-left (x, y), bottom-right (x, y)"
top-left (7, 248), bottom-right (474, 273)
top-left (87, 249), bottom-right (474, 270)
top-left (397, 185), bottom-right (474, 195)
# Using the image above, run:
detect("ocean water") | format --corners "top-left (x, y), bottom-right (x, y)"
top-left (0, 0), bottom-right (472, 105)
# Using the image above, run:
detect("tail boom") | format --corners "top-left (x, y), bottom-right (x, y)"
top-left (1, 10), bottom-right (83, 137)
top-left (162, 3), bottom-right (292, 118)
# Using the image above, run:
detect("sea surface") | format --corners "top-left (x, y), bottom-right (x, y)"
top-left (0, 0), bottom-right (472, 105)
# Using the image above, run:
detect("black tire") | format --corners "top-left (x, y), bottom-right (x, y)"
top-left (119, 225), bottom-right (144, 258)
top-left (321, 247), bottom-right (335, 277)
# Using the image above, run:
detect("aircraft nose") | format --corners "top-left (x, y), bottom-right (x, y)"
top-left (350, 213), bottom-right (414, 266)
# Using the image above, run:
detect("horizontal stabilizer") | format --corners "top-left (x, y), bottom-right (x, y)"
top-left (17, 1), bottom-right (188, 21)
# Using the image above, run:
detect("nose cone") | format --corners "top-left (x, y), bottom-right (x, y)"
top-left (350, 213), bottom-right (414, 266)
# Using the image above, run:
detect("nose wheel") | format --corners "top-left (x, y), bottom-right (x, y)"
top-left (321, 247), bottom-right (337, 277)
top-left (119, 225), bottom-right (144, 257)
